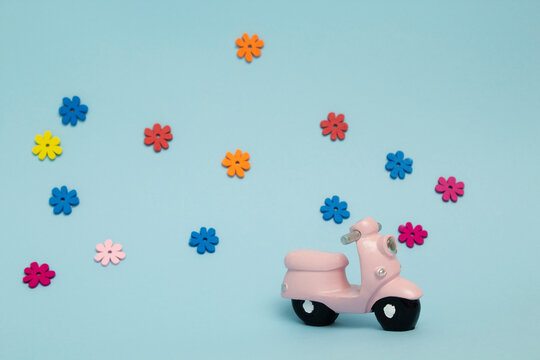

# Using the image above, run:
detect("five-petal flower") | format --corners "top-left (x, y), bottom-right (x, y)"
top-left (320, 195), bottom-right (350, 224)
top-left (59, 96), bottom-right (88, 126)
top-left (49, 186), bottom-right (79, 215)
top-left (32, 131), bottom-right (62, 160)
top-left (385, 151), bottom-right (413, 179)
top-left (320, 112), bottom-right (348, 141)
top-left (189, 227), bottom-right (219, 254)
top-left (222, 150), bottom-right (250, 178)
top-left (94, 239), bottom-right (126, 266)
top-left (398, 222), bottom-right (428, 248)
top-left (23, 262), bottom-right (56, 288)
top-left (144, 123), bottom-right (173, 152)
top-left (435, 176), bottom-right (465, 202)
top-left (236, 33), bottom-right (264, 63)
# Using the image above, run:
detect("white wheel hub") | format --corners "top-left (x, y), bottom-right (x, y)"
top-left (383, 304), bottom-right (396, 318)
top-left (303, 300), bottom-right (314, 314)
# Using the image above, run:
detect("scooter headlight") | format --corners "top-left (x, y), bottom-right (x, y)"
top-left (386, 236), bottom-right (397, 255)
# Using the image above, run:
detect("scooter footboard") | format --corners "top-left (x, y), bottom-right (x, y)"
top-left (281, 269), bottom-right (350, 300)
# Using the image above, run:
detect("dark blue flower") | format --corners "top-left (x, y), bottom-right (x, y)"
top-left (59, 96), bottom-right (88, 126)
top-left (320, 195), bottom-right (350, 224)
top-left (49, 186), bottom-right (79, 215)
top-left (385, 150), bottom-right (413, 179)
top-left (189, 227), bottom-right (219, 254)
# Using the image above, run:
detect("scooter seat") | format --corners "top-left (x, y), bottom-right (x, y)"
top-left (285, 249), bottom-right (349, 271)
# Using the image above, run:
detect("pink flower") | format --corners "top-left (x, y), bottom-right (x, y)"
top-left (435, 176), bottom-right (465, 202)
top-left (23, 262), bottom-right (56, 288)
top-left (398, 222), bottom-right (428, 248)
top-left (94, 239), bottom-right (126, 266)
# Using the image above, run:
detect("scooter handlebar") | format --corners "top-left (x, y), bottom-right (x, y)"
top-left (340, 223), bottom-right (382, 245)
top-left (341, 230), bottom-right (361, 245)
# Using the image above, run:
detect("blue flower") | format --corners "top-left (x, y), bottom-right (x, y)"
top-left (320, 195), bottom-right (350, 224)
top-left (49, 186), bottom-right (79, 215)
top-left (189, 227), bottom-right (219, 254)
top-left (385, 150), bottom-right (413, 179)
top-left (59, 96), bottom-right (88, 126)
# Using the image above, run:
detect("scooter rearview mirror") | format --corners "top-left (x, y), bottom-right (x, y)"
top-left (341, 230), bottom-right (361, 245)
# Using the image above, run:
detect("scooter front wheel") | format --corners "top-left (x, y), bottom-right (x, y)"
top-left (372, 297), bottom-right (421, 331)
top-left (291, 299), bottom-right (339, 326)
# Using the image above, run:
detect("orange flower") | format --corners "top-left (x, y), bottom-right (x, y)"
top-left (222, 150), bottom-right (251, 178)
top-left (236, 33), bottom-right (264, 63)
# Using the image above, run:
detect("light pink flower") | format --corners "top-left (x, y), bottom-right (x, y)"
top-left (435, 176), bottom-right (465, 202)
top-left (94, 239), bottom-right (126, 266)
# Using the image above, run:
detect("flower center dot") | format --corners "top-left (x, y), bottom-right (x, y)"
top-left (70, 108), bottom-right (75, 112)
top-left (108, 250), bottom-right (112, 253)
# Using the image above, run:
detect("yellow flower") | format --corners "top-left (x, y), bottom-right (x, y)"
top-left (32, 131), bottom-right (62, 160)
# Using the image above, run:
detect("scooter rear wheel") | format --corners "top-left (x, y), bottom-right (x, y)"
top-left (372, 297), bottom-right (421, 331)
top-left (291, 299), bottom-right (339, 326)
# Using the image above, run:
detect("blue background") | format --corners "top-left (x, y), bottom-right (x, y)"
top-left (1, 0), bottom-right (539, 358)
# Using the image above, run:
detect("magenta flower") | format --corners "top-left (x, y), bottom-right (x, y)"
top-left (94, 239), bottom-right (126, 266)
top-left (398, 222), bottom-right (428, 248)
top-left (435, 176), bottom-right (465, 202)
top-left (23, 262), bottom-right (56, 288)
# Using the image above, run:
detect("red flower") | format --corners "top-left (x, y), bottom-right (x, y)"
top-left (144, 123), bottom-right (173, 152)
top-left (435, 176), bottom-right (464, 202)
top-left (23, 262), bottom-right (56, 288)
top-left (320, 112), bottom-right (348, 141)
top-left (398, 222), bottom-right (428, 248)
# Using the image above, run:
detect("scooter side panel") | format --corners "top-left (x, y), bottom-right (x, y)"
top-left (281, 269), bottom-right (350, 300)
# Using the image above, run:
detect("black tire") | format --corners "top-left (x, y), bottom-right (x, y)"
top-left (372, 297), bottom-right (421, 331)
top-left (291, 299), bottom-right (339, 326)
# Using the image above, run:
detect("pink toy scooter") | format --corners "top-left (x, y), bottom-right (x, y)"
top-left (281, 217), bottom-right (422, 331)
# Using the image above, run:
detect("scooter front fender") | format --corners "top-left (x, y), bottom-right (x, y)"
top-left (367, 277), bottom-right (423, 312)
